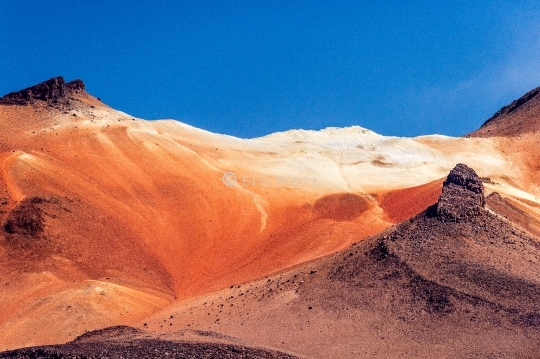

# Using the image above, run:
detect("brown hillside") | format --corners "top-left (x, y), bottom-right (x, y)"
top-left (144, 164), bottom-right (540, 358)
top-left (469, 86), bottom-right (540, 137)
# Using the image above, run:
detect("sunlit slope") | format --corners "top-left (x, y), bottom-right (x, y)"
top-left (1, 79), bottom-right (540, 349)
top-left (470, 86), bottom-right (540, 137)
top-left (143, 165), bottom-right (540, 359)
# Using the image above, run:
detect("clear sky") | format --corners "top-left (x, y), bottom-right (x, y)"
top-left (1, 1), bottom-right (540, 138)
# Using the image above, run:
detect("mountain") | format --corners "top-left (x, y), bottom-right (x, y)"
top-left (469, 86), bottom-right (540, 137)
top-left (140, 164), bottom-right (540, 358)
top-left (467, 85), bottom-right (540, 203)
top-left (1, 77), bottom-right (540, 357)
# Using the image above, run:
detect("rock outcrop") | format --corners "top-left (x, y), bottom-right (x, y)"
top-left (0, 76), bottom-right (85, 105)
top-left (436, 163), bottom-right (485, 221)
top-left (66, 79), bottom-right (85, 93)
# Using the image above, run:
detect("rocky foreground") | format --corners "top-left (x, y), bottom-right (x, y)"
top-left (0, 326), bottom-right (298, 359)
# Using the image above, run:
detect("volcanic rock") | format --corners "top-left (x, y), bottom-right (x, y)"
top-left (66, 79), bottom-right (85, 93)
top-left (435, 163), bottom-right (485, 221)
top-left (0, 77), bottom-right (85, 105)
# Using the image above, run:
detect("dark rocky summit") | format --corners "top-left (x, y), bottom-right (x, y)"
top-left (436, 163), bottom-right (485, 221)
top-left (65, 78), bottom-right (85, 93)
top-left (0, 76), bottom-right (85, 105)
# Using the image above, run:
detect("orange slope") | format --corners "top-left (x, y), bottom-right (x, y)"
top-left (1, 80), bottom-right (540, 350)
top-left (0, 94), bottom-right (396, 349)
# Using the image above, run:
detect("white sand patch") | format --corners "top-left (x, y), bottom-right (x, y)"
top-left (253, 195), bottom-right (268, 233)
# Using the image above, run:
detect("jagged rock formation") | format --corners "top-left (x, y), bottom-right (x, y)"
top-left (0, 76), bottom-right (85, 105)
top-left (65, 79), bottom-right (85, 93)
top-left (436, 163), bottom-right (485, 221)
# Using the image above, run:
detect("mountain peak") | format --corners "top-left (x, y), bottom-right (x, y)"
top-left (435, 163), bottom-right (485, 221)
top-left (0, 76), bottom-right (86, 106)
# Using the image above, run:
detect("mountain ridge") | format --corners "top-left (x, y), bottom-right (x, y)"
top-left (1, 77), bottom-right (540, 357)
top-left (469, 86), bottom-right (540, 137)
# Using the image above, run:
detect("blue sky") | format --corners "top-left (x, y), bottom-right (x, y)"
top-left (1, 1), bottom-right (540, 138)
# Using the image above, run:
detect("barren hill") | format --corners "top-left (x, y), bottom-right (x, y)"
top-left (143, 164), bottom-right (540, 358)
top-left (1, 77), bottom-right (540, 356)
top-left (469, 86), bottom-right (540, 137)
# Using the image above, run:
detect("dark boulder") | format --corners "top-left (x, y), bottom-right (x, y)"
top-left (436, 163), bottom-right (485, 221)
